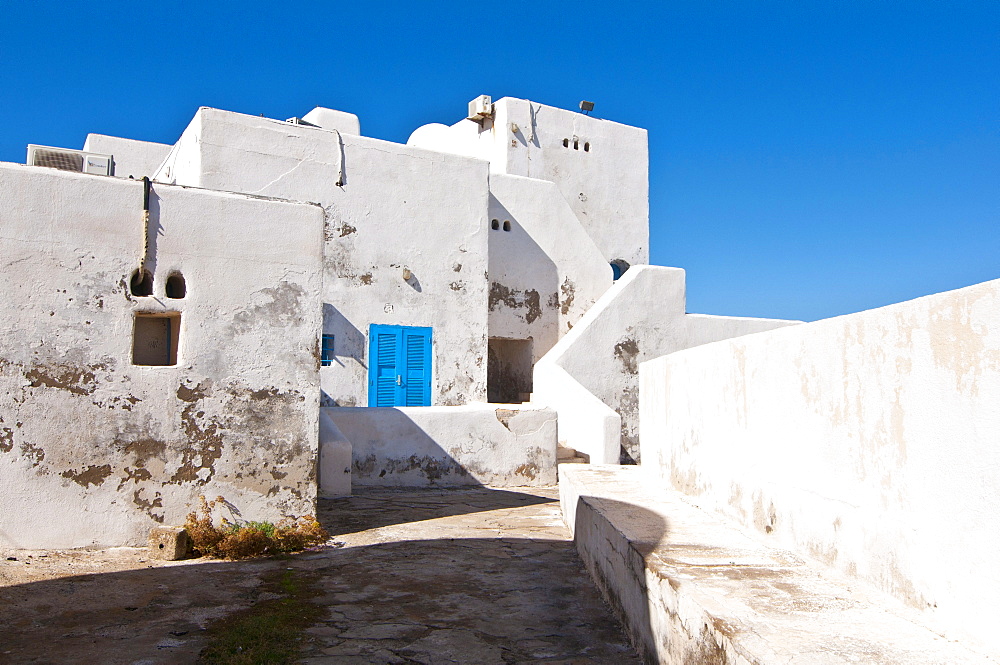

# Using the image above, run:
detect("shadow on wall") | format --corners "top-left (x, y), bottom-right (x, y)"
top-left (322, 304), bottom-right (365, 367)
top-left (573, 496), bottom-right (671, 664)
top-left (341, 408), bottom-right (482, 486)
top-left (321, 303), bottom-right (366, 407)
top-left (0, 490), bottom-right (641, 664)
top-left (487, 194), bottom-right (560, 351)
top-left (325, 405), bottom-right (558, 488)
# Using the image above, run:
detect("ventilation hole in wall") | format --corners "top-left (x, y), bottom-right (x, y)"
top-left (503, 220), bottom-right (511, 232)
top-left (610, 259), bottom-right (631, 281)
top-left (562, 138), bottom-right (569, 148)
top-left (130, 269), bottom-right (153, 297)
top-left (491, 219), bottom-right (500, 230)
top-left (165, 272), bottom-right (186, 299)
top-left (132, 313), bottom-right (180, 366)
top-left (584, 142), bottom-right (591, 152)
top-left (573, 139), bottom-right (579, 150)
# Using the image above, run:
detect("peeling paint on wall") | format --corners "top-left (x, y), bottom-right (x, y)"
top-left (489, 282), bottom-right (543, 324)
top-left (0, 166), bottom-right (323, 549)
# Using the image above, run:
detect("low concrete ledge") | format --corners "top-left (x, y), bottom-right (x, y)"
top-left (326, 404), bottom-right (557, 487)
top-left (560, 465), bottom-right (994, 664)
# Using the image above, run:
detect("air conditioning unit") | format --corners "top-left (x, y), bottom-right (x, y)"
top-left (467, 95), bottom-right (493, 122)
top-left (284, 117), bottom-right (318, 127)
top-left (26, 145), bottom-right (113, 176)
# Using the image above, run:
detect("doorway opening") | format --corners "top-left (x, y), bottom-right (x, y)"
top-left (487, 338), bottom-right (533, 403)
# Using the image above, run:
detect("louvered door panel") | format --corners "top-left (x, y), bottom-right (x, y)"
top-left (372, 330), bottom-right (400, 407)
top-left (403, 331), bottom-right (431, 406)
top-left (368, 325), bottom-right (432, 407)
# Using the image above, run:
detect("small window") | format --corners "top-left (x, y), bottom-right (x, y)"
top-left (573, 139), bottom-right (579, 150)
top-left (491, 219), bottom-right (500, 230)
top-left (165, 272), bottom-right (186, 299)
top-left (503, 220), bottom-right (511, 232)
top-left (132, 314), bottom-right (180, 366)
top-left (130, 269), bottom-right (153, 297)
top-left (321, 334), bottom-right (335, 367)
top-left (584, 142), bottom-right (591, 152)
top-left (562, 138), bottom-right (569, 148)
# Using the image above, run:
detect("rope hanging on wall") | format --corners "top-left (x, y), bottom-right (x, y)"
top-left (333, 129), bottom-right (344, 187)
top-left (139, 176), bottom-right (151, 274)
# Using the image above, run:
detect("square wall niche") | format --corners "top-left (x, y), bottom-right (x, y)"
top-left (132, 313), bottom-right (180, 366)
top-left (487, 337), bottom-right (533, 403)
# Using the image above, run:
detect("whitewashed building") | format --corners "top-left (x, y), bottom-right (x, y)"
top-left (5, 94), bottom-right (1000, 662)
top-left (0, 96), bottom-right (810, 547)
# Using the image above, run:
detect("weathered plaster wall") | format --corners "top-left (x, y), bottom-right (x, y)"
top-left (0, 163), bottom-right (323, 548)
top-left (154, 107), bottom-right (491, 407)
top-left (487, 174), bottom-right (612, 361)
top-left (408, 97), bottom-right (649, 267)
top-left (318, 410), bottom-right (351, 498)
top-left (639, 278), bottom-right (1000, 655)
top-left (324, 404), bottom-right (556, 487)
top-left (82, 134), bottom-right (172, 180)
top-left (535, 266), bottom-right (797, 464)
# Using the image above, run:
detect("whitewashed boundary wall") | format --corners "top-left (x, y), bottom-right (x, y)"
top-left (535, 266), bottom-right (797, 464)
top-left (155, 107), bottom-right (491, 408)
top-left (83, 134), bottom-right (172, 180)
top-left (408, 96), bottom-right (649, 268)
top-left (0, 163), bottom-right (323, 549)
top-left (640, 278), bottom-right (1000, 657)
top-left (325, 404), bottom-right (556, 487)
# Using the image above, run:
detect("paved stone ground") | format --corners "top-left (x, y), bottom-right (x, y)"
top-left (301, 486), bottom-right (640, 664)
top-left (0, 486), bottom-right (640, 664)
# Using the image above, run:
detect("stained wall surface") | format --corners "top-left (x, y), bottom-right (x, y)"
top-left (640, 278), bottom-right (1000, 656)
top-left (155, 108), bottom-right (491, 408)
top-left (0, 163), bottom-right (324, 548)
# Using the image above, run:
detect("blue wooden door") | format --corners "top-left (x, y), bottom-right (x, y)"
top-left (368, 325), bottom-right (432, 407)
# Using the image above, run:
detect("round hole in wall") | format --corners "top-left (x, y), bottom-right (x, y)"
top-left (503, 220), bottom-right (511, 232)
top-left (491, 219), bottom-right (500, 230)
top-left (165, 272), bottom-right (186, 299)
top-left (610, 259), bottom-right (630, 281)
top-left (584, 142), bottom-right (591, 152)
top-left (130, 269), bottom-right (153, 297)
top-left (562, 138), bottom-right (569, 148)
top-left (158, 543), bottom-right (165, 549)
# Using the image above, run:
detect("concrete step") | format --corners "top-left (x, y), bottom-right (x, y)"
top-left (559, 465), bottom-right (995, 664)
top-left (557, 443), bottom-right (590, 463)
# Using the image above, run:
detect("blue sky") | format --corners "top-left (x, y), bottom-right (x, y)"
top-left (1, 2), bottom-right (996, 321)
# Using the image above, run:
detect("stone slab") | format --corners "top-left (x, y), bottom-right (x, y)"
top-left (147, 526), bottom-right (190, 561)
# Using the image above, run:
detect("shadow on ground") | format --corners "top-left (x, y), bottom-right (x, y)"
top-left (0, 487), bottom-right (643, 665)
top-left (320, 486), bottom-right (556, 534)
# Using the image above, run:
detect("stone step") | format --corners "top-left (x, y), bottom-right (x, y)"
top-left (557, 443), bottom-right (590, 463)
top-left (559, 465), bottom-right (995, 664)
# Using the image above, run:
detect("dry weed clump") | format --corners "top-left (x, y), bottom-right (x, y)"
top-left (184, 496), bottom-right (329, 560)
